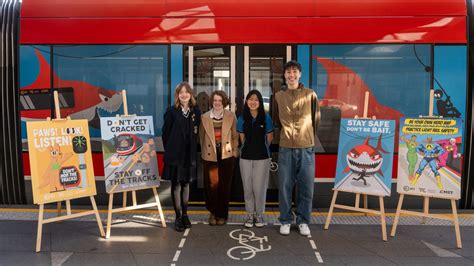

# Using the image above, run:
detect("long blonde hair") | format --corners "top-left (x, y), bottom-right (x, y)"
top-left (174, 82), bottom-right (196, 108)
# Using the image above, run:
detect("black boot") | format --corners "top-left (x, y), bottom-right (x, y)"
top-left (174, 217), bottom-right (185, 232)
top-left (182, 215), bottom-right (192, 229)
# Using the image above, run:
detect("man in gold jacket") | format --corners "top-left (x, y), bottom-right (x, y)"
top-left (273, 60), bottom-right (320, 236)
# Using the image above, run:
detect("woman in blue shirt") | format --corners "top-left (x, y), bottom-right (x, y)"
top-left (237, 90), bottom-right (273, 228)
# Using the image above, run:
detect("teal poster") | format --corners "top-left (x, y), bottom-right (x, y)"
top-left (334, 119), bottom-right (396, 196)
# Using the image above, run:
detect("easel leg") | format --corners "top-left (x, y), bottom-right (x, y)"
top-left (364, 194), bottom-right (368, 216)
top-left (355, 193), bottom-right (360, 208)
top-left (324, 190), bottom-right (338, 230)
top-left (379, 196), bottom-right (387, 241)
top-left (36, 204), bottom-right (44, 253)
top-left (106, 193), bottom-right (114, 239)
top-left (66, 200), bottom-right (72, 215)
top-left (132, 191), bottom-right (137, 207)
top-left (122, 191), bottom-right (127, 208)
top-left (57, 201), bottom-right (62, 216)
top-left (450, 199), bottom-right (462, 249)
top-left (422, 197), bottom-right (429, 224)
top-left (90, 196), bottom-right (105, 237)
top-left (390, 193), bottom-right (404, 237)
top-left (153, 188), bottom-right (167, 227)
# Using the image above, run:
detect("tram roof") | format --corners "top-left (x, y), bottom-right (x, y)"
top-left (20, 0), bottom-right (467, 44)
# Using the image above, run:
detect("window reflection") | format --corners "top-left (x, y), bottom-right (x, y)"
top-left (52, 45), bottom-right (169, 150)
top-left (249, 46), bottom-right (285, 112)
top-left (186, 46), bottom-right (230, 113)
top-left (311, 44), bottom-right (431, 153)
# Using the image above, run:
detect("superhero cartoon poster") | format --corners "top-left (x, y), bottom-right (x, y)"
top-left (100, 116), bottom-right (159, 193)
top-left (397, 117), bottom-right (463, 199)
top-left (334, 119), bottom-right (396, 196)
top-left (26, 120), bottom-right (96, 204)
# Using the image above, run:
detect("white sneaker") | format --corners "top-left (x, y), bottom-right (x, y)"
top-left (254, 214), bottom-right (265, 228)
top-left (244, 214), bottom-right (254, 228)
top-left (298, 224), bottom-right (310, 236)
top-left (279, 224), bottom-right (291, 235)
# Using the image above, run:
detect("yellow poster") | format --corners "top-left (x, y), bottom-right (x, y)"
top-left (26, 119), bottom-right (96, 204)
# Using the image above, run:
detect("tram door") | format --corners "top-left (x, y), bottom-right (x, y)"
top-left (244, 45), bottom-right (289, 113)
top-left (185, 45), bottom-right (290, 200)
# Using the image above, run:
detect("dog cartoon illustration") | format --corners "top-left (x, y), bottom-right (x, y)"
top-left (39, 144), bottom-right (73, 193)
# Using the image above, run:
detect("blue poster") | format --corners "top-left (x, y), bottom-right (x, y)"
top-left (334, 119), bottom-right (396, 196)
top-left (100, 116), bottom-right (159, 193)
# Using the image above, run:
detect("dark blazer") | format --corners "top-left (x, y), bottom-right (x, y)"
top-left (162, 106), bottom-right (201, 167)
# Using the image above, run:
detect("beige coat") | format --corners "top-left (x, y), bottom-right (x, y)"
top-left (199, 109), bottom-right (239, 162)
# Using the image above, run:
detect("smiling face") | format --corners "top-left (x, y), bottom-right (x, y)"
top-left (212, 94), bottom-right (224, 112)
top-left (178, 87), bottom-right (191, 106)
top-left (246, 94), bottom-right (260, 111)
top-left (284, 67), bottom-right (301, 89)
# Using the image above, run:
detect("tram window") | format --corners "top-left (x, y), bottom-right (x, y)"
top-left (52, 45), bottom-right (169, 147)
top-left (249, 45), bottom-right (285, 112)
top-left (311, 44), bottom-right (431, 153)
top-left (185, 45), bottom-right (231, 112)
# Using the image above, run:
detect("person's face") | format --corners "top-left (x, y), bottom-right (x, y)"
top-left (411, 135), bottom-right (417, 141)
top-left (178, 87), bottom-right (191, 105)
top-left (284, 67), bottom-right (301, 87)
top-left (213, 95), bottom-right (224, 111)
top-left (247, 94), bottom-right (260, 111)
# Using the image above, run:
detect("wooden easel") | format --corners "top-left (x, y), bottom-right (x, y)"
top-left (324, 91), bottom-right (388, 241)
top-left (105, 90), bottom-right (166, 239)
top-left (36, 91), bottom-right (105, 252)
top-left (390, 90), bottom-right (462, 248)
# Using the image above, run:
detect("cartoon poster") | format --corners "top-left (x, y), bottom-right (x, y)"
top-left (26, 120), bottom-right (96, 204)
top-left (397, 118), bottom-right (463, 199)
top-left (334, 119), bottom-right (396, 196)
top-left (100, 116), bottom-right (159, 193)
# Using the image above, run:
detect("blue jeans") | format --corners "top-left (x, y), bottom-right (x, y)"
top-left (278, 147), bottom-right (315, 225)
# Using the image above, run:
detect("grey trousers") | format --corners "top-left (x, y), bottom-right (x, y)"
top-left (239, 158), bottom-right (270, 215)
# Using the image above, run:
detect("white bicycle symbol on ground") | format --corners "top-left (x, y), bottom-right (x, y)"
top-left (227, 229), bottom-right (272, 261)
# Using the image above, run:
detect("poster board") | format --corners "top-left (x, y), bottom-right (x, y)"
top-left (100, 116), bottom-right (160, 194)
top-left (334, 118), bottom-right (396, 197)
top-left (396, 117), bottom-right (463, 199)
top-left (27, 119), bottom-right (96, 204)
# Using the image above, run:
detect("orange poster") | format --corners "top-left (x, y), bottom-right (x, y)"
top-left (26, 119), bottom-right (96, 204)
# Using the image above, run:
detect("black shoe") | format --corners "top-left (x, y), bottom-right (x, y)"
top-left (174, 217), bottom-right (185, 232)
top-left (182, 215), bottom-right (192, 229)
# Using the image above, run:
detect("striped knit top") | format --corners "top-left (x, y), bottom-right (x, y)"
top-left (212, 117), bottom-right (223, 145)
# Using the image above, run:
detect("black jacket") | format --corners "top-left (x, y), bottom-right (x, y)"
top-left (162, 106), bottom-right (201, 167)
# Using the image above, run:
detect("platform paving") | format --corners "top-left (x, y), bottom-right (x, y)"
top-left (0, 206), bottom-right (473, 265)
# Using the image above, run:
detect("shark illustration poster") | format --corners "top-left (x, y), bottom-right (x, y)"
top-left (100, 116), bottom-right (159, 193)
top-left (26, 120), bottom-right (96, 204)
top-left (334, 119), bottom-right (396, 196)
top-left (397, 117), bottom-right (463, 199)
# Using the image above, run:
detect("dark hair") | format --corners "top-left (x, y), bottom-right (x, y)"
top-left (209, 90), bottom-right (230, 108)
top-left (243, 90), bottom-right (266, 140)
top-left (284, 60), bottom-right (302, 72)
